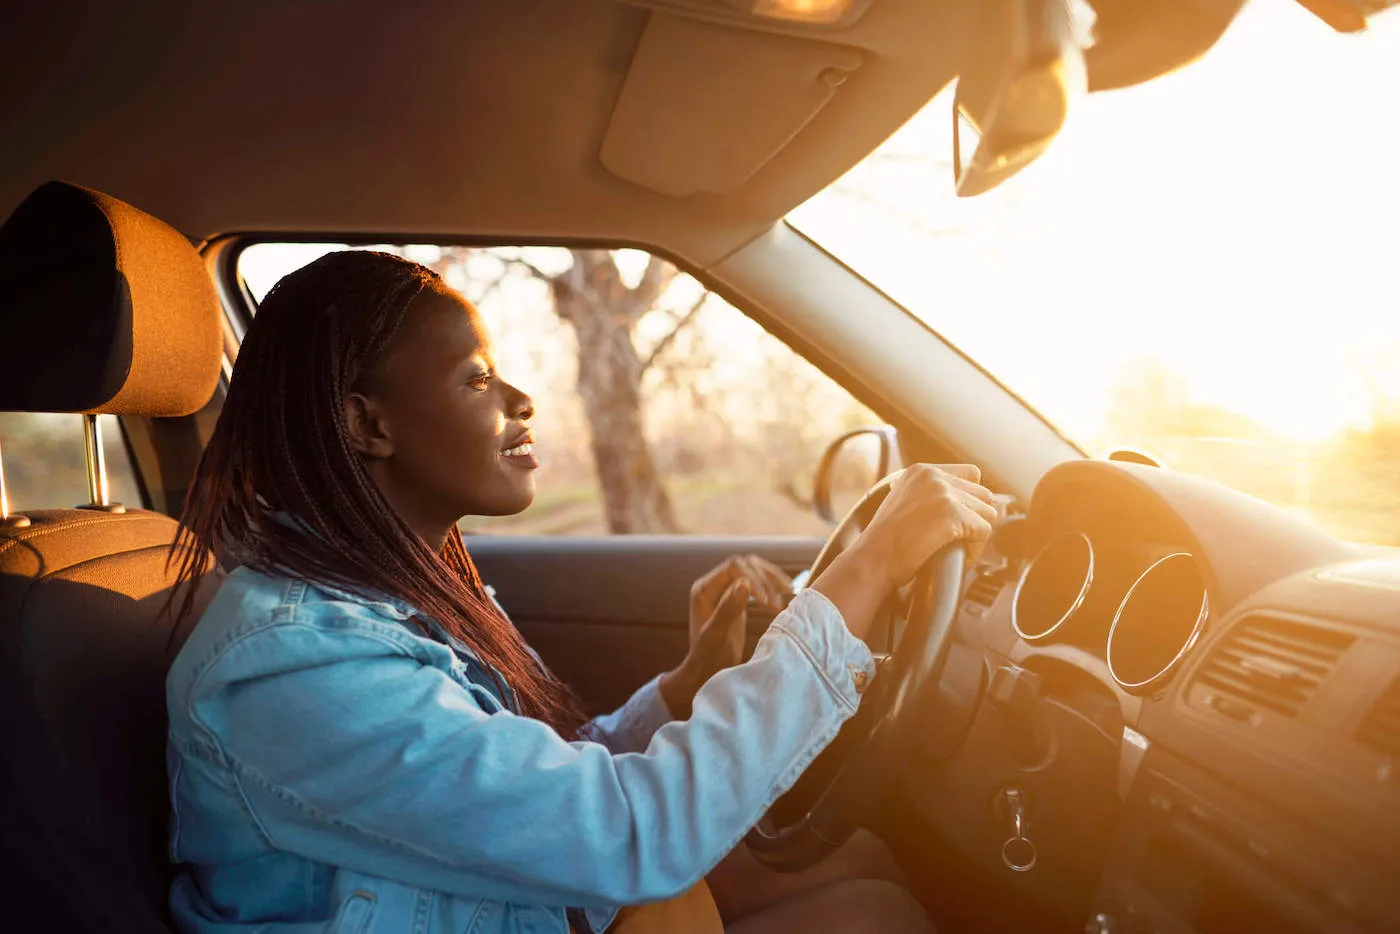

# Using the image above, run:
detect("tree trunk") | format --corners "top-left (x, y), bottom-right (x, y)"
top-left (551, 252), bottom-right (678, 533)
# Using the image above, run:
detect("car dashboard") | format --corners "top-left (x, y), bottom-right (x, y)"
top-left (901, 460), bottom-right (1400, 934)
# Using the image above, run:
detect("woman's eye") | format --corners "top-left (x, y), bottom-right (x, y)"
top-left (467, 374), bottom-right (491, 391)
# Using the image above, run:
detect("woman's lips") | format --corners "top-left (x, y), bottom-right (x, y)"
top-left (500, 441), bottom-right (539, 470)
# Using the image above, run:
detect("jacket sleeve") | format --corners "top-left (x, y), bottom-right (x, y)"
top-left (191, 588), bottom-right (874, 909)
top-left (579, 675), bottom-right (674, 755)
top-left (488, 584), bottom-right (673, 756)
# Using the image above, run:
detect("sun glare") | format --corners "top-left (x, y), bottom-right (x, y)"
top-left (236, 1), bottom-right (1400, 546)
top-left (790, 0), bottom-right (1400, 448)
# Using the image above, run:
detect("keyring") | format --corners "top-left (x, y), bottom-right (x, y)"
top-left (998, 787), bottom-right (1036, 872)
top-left (1001, 833), bottom-right (1037, 872)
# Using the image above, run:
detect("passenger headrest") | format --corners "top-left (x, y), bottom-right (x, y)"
top-left (0, 181), bottom-right (222, 416)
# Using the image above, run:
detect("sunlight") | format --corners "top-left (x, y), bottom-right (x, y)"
top-left (234, 2), bottom-right (1400, 546)
top-left (790, 0), bottom-right (1400, 447)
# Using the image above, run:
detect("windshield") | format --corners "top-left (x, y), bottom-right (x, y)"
top-left (789, 1), bottom-right (1400, 547)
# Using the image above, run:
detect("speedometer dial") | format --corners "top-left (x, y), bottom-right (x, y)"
top-left (1106, 552), bottom-right (1209, 694)
top-left (1011, 531), bottom-right (1094, 643)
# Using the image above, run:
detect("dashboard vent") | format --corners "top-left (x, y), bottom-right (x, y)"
top-left (962, 574), bottom-right (1007, 616)
top-left (1194, 615), bottom-right (1355, 719)
top-left (1357, 677), bottom-right (1400, 757)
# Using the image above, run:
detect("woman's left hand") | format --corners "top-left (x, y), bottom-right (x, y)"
top-left (658, 554), bottom-right (793, 719)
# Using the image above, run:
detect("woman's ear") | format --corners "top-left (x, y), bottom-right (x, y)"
top-left (344, 392), bottom-right (395, 459)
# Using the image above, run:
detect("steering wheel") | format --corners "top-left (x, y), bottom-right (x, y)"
top-left (745, 474), bottom-right (968, 872)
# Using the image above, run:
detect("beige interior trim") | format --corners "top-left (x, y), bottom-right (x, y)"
top-left (601, 13), bottom-right (863, 197)
top-left (0, 0), bottom-right (964, 265)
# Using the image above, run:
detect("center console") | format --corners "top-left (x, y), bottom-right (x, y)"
top-left (1088, 751), bottom-right (1394, 934)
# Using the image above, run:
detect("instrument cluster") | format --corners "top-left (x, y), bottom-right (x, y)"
top-left (1010, 531), bottom-right (1210, 695)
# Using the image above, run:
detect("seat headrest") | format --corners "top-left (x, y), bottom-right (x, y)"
top-left (0, 182), bottom-right (222, 417)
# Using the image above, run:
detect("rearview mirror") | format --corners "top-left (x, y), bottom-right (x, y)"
top-left (813, 426), bottom-right (901, 525)
top-left (953, 0), bottom-right (1089, 197)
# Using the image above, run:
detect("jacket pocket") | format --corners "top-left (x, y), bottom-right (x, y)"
top-left (329, 890), bottom-right (376, 934)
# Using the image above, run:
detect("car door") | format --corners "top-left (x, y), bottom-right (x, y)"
top-left (471, 535), bottom-right (824, 713)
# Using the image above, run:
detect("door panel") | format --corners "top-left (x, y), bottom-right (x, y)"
top-left (468, 535), bottom-right (824, 714)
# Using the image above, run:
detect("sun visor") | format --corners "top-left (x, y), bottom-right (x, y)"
top-left (601, 13), bottom-right (862, 198)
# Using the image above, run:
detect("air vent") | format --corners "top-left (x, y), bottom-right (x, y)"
top-left (1194, 616), bottom-right (1355, 719)
top-left (1357, 677), bottom-right (1400, 757)
top-left (963, 574), bottom-right (1007, 616)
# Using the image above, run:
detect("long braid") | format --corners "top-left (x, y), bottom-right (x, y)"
top-left (170, 251), bottom-right (587, 736)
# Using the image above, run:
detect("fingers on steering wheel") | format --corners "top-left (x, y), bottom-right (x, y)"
top-left (942, 473), bottom-right (996, 506)
top-left (953, 497), bottom-right (995, 565)
top-left (693, 556), bottom-right (745, 599)
top-left (697, 556), bottom-right (781, 611)
top-left (754, 556), bottom-right (794, 604)
top-left (714, 577), bottom-right (751, 623)
top-left (737, 554), bottom-right (790, 610)
top-left (937, 463), bottom-right (982, 484)
top-left (959, 488), bottom-right (1001, 526)
top-left (957, 497), bottom-right (995, 540)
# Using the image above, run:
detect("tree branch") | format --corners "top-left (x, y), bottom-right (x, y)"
top-left (467, 272), bottom-right (509, 309)
top-left (630, 254), bottom-right (678, 312)
top-left (504, 256), bottom-right (559, 283)
top-left (506, 253), bottom-right (614, 326)
top-left (642, 291), bottom-right (709, 372)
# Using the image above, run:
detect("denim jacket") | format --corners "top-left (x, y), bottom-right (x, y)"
top-left (165, 565), bottom-right (875, 933)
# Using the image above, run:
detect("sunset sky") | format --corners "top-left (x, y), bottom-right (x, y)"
top-left (790, 0), bottom-right (1400, 445)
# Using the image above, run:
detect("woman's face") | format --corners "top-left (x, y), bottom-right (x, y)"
top-left (345, 287), bottom-right (538, 542)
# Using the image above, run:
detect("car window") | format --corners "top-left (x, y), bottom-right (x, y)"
top-left (238, 243), bottom-right (879, 537)
top-left (789, 2), bottom-right (1400, 547)
top-left (0, 413), bottom-right (141, 512)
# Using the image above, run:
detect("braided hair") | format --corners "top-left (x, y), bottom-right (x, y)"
top-left (171, 250), bottom-right (587, 735)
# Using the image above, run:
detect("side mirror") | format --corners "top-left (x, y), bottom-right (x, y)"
top-left (812, 426), bottom-right (902, 525)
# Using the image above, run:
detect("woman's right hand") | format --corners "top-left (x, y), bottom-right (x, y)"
top-left (808, 463), bottom-right (998, 642)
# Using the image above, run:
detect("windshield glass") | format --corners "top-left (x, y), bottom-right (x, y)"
top-left (789, 2), bottom-right (1400, 547)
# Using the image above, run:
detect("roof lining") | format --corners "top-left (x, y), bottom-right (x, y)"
top-left (0, 0), bottom-right (966, 266)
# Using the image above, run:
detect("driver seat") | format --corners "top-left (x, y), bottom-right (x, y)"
top-left (0, 182), bottom-right (224, 928)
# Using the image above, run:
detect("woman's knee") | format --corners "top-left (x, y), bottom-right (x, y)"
top-left (836, 829), bottom-right (908, 887)
top-left (707, 831), bottom-right (911, 926)
top-left (725, 879), bottom-right (934, 934)
top-left (836, 879), bottom-right (934, 933)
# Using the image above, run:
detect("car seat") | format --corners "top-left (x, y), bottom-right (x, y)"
top-left (0, 181), bottom-right (224, 930)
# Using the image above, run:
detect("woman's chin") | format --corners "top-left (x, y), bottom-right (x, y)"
top-left (468, 480), bottom-right (537, 517)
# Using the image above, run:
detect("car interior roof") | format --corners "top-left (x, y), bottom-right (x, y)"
top-left (0, 0), bottom-right (965, 266)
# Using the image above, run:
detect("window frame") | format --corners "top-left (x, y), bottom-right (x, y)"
top-left (211, 233), bottom-right (913, 433)
top-left (203, 233), bottom-right (957, 539)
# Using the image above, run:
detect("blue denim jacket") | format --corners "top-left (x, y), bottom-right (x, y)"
top-left (166, 566), bottom-right (875, 933)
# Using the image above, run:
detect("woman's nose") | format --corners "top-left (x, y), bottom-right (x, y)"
top-left (506, 383), bottom-right (534, 421)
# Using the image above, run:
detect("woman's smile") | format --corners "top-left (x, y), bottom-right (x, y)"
top-left (500, 432), bottom-right (539, 469)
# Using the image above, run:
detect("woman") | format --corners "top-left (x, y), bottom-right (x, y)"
top-left (165, 251), bottom-right (998, 933)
